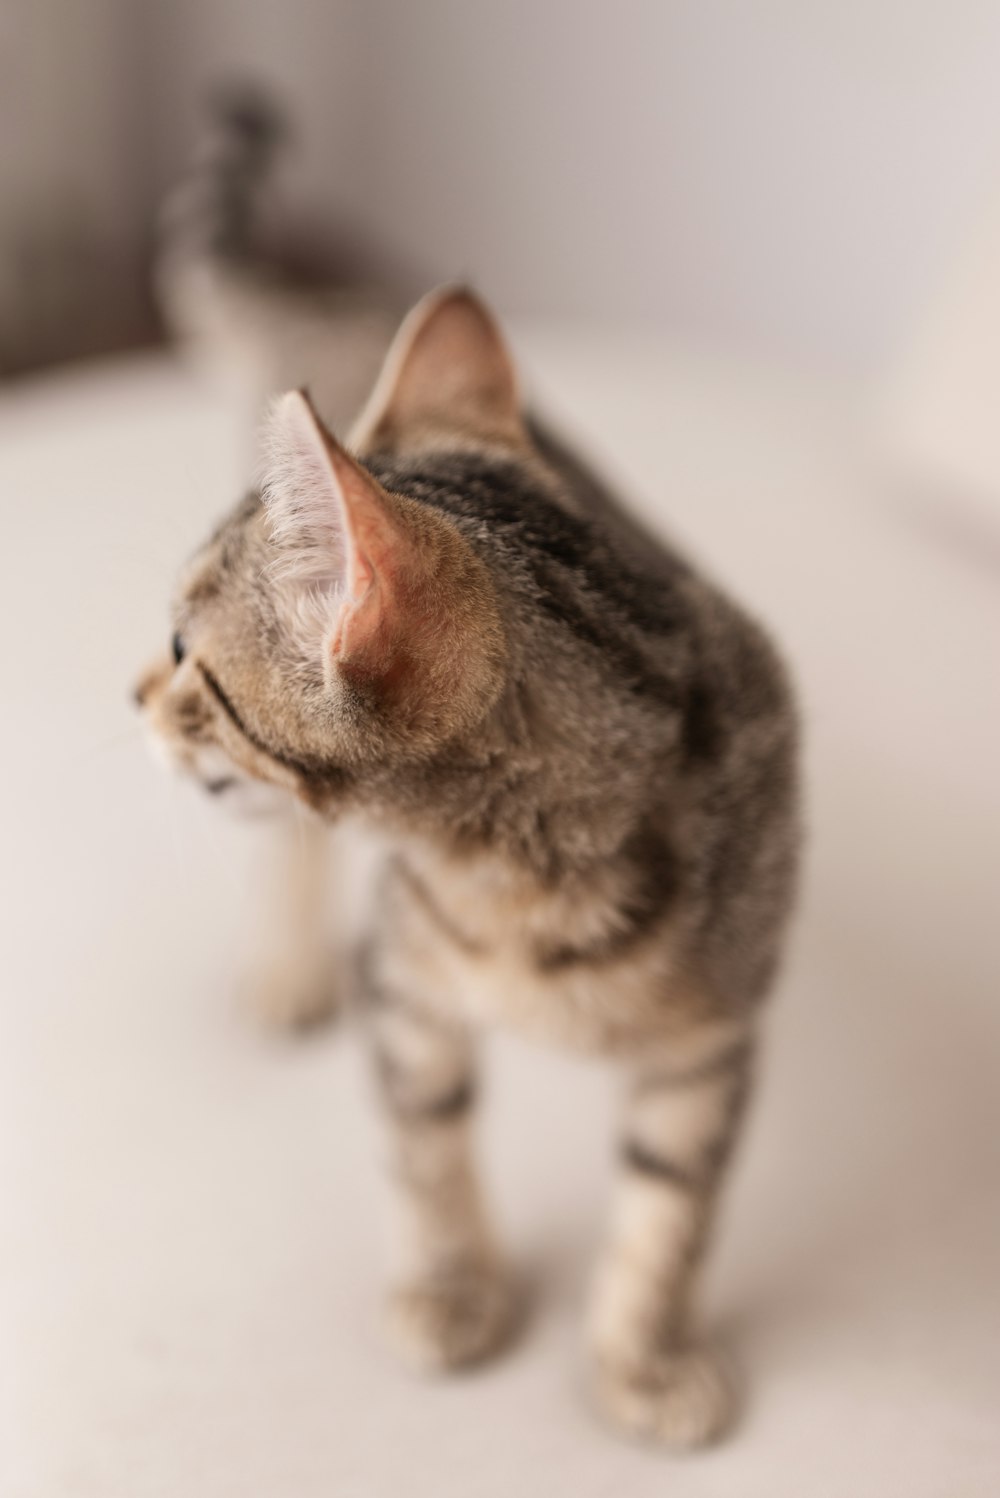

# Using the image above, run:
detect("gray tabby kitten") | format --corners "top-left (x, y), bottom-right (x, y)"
top-left (134, 284), bottom-right (800, 1449)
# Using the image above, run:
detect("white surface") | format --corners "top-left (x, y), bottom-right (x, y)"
top-left (1, 341), bottom-right (998, 1496)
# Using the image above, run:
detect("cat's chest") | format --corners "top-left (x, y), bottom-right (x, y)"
top-left (371, 839), bottom-right (703, 1055)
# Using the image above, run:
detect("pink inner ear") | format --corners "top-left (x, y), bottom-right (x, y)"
top-left (354, 287), bottom-right (522, 447)
top-left (263, 389), bottom-right (432, 679)
top-left (325, 469), bottom-right (411, 669)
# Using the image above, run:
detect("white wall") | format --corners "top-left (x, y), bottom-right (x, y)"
top-left (327, 1), bottom-right (1000, 369)
top-left (7, 0), bottom-right (1000, 373)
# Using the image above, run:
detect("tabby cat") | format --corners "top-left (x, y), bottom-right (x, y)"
top-left (155, 82), bottom-right (401, 431)
top-left (134, 281), bottom-right (799, 1448)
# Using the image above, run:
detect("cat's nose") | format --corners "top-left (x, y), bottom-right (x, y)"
top-left (132, 665), bottom-right (158, 710)
top-left (132, 656), bottom-right (170, 710)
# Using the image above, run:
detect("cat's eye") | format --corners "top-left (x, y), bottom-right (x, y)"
top-left (171, 632), bottom-right (185, 666)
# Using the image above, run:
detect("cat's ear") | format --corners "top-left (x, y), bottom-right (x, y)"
top-left (351, 286), bottom-right (524, 449)
top-left (261, 390), bottom-right (503, 717)
top-left (261, 388), bottom-right (421, 668)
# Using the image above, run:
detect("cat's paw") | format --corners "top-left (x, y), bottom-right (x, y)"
top-left (384, 1265), bottom-right (515, 1374)
top-left (591, 1344), bottom-right (738, 1450)
top-left (242, 955), bottom-right (342, 1032)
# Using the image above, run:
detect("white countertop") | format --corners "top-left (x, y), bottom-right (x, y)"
top-left (1, 336), bottom-right (997, 1497)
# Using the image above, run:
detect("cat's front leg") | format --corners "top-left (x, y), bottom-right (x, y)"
top-left (368, 996), bottom-right (513, 1373)
top-left (588, 1030), bottom-right (755, 1448)
top-left (244, 811), bottom-right (342, 1030)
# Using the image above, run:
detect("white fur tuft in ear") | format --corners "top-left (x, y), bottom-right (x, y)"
top-left (258, 391), bottom-right (350, 592)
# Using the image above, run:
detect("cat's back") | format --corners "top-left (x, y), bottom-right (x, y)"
top-left (368, 419), bottom-right (799, 1014)
top-left (526, 418), bottom-right (802, 1011)
top-left (530, 418), bottom-right (797, 752)
top-left (528, 416), bottom-right (694, 589)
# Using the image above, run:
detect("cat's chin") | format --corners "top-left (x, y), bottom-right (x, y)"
top-left (145, 733), bottom-right (291, 820)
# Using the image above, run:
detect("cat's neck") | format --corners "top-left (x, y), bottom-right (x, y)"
top-left (367, 685), bottom-right (668, 889)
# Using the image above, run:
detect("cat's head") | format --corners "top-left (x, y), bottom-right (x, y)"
top-left (134, 288), bottom-right (521, 817)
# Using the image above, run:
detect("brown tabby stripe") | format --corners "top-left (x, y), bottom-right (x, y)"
top-left (623, 1062), bottom-right (750, 1189)
top-left (622, 1141), bottom-right (701, 1189)
top-left (196, 660), bottom-right (348, 789)
top-left (394, 859), bottom-right (486, 955)
top-left (633, 1039), bottom-right (754, 1096)
top-left (534, 829), bottom-right (678, 971)
top-left (379, 1066), bottom-right (477, 1123)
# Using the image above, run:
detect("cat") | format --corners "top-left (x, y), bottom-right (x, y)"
top-left (155, 81), bottom-right (402, 432)
top-left (134, 281), bottom-right (800, 1449)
